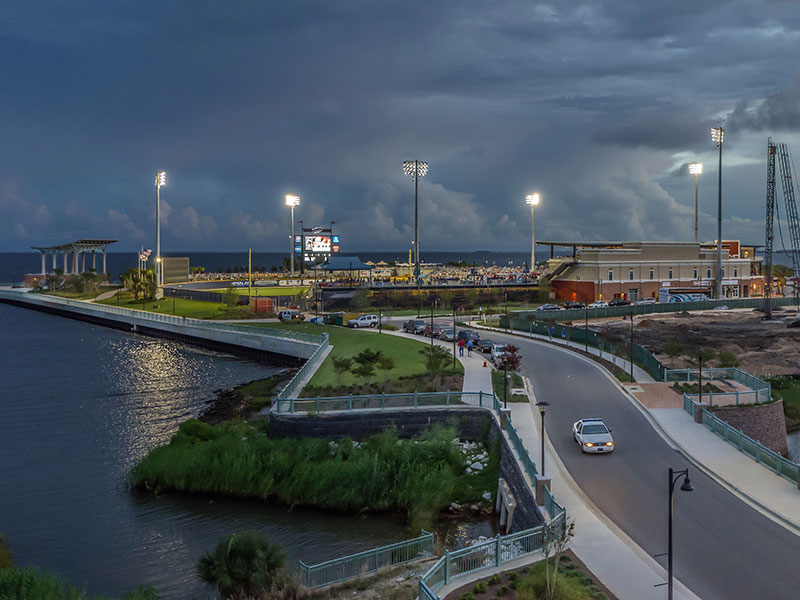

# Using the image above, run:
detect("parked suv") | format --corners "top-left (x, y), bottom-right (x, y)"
top-left (609, 298), bottom-right (630, 307)
top-left (403, 319), bottom-right (426, 334)
top-left (347, 314), bottom-right (379, 328)
top-left (564, 301), bottom-right (585, 309)
top-left (423, 324), bottom-right (444, 338)
top-left (278, 309), bottom-right (305, 321)
top-left (456, 330), bottom-right (480, 344)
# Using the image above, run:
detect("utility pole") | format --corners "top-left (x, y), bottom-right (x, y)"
top-left (712, 127), bottom-right (725, 300)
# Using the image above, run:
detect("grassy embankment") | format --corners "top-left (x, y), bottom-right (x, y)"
top-left (0, 567), bottom-right (156, 600)
top-left (96, 293), bottom-right (247, 319)
top-left (44, 289), bottom-right (111, 300)
top-left (766, 376), bottom-right (800, 432)
top-left (490, 370), bottom-right (527, 403)
top-left (251, 322), bottom-right (464, 396)
top-left (205, 285), bottom-right (309, 296)
top-left (131, 422), bottom-right (498, 532)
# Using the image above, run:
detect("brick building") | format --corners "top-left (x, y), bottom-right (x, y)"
top-left (540, 240), bottom-right (763, 303)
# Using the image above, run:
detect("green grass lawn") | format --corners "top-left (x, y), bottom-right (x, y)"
top-left (251, 322), bottom-right (462, 388)
top-left (491, 369), bottom-right (527, 402)
top-left (43, 290), bottom-right (105, 300)
top-left (767, 376), bottom-right (800, 431)
top-left (207, 285), bottom-right (309, 296)
top-left (96, 293), bottom-right (240, 319)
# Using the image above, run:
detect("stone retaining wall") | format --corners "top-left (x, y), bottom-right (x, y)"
top-left (268, 408), bottom-right (543, 532)
top-left (711, 400), bottom-right (789, 456)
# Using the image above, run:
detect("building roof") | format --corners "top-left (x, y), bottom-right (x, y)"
top-left (313, 256), bottom-right (374, 271)
top-left (32, 239), bottom-right (117, 252)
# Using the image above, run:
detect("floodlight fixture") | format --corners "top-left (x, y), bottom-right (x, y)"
top-left (525, 193), bottom-right (540, 206)
top-left (156, 171), bottom-right (166, 188)
top-left (711, 127), bottom-right (724, 146)
top-left (403, 160), bottom-right (428, 179)
top-left (688, 163), bottom-right (703, 175)
top-left (285, 194), bottom-right (300, 207)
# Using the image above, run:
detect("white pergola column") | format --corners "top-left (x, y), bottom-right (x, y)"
top-left (81, 252), bottom-right (86, 273)
top-left (63, 251), bottom-right (69, 274)
top-left (102, 248), bottom-right (107, 274)
top-left (92, 252), bottom-right (96, 271)
top-left (52, 252), bottom-right (57, 270)
top-left (72, 251), bottom-right (78, 274)
top-left (40, 251), bottom-right (46, 275)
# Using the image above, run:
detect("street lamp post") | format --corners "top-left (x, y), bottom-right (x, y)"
top-left (535, 401), bottom-right (550, 476)
top-left (155, 171), bottom-right (166, 290)
top-left (688, 163), bottom-right (703, 243)
top-left (403, 160), bottom-right (428, 287)
top-left (503, 355), bottom-right (508, 409)
top-left (711, 127), bottom-right (725, 299)
top-left (285, 195), bottom-right (300, 276)
top-left (667, 467), bottom-right (694, 600)
top-left (525, 193), bottom-right (540, 274)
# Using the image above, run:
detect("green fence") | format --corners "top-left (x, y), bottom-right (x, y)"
top-left (666, 367), bottom-right (771, 405)
top-left (501, 315), bottom-right (665, 380)
top-left (274, 390), bottom-right (498, 413)
top-left (503, 296), bottom-right (797, 324)
top-left (682, 395), bottom-right (798, 485)
top-left (275, 336), bottom-right (330, 401)
top-left (299, 530), bottom-right (434, 589)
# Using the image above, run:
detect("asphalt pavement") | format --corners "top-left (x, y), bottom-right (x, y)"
top-left (483, 329), bottom-right (800, 600)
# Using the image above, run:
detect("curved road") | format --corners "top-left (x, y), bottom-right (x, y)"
top-left (485, 330), bottom-right (800, 600)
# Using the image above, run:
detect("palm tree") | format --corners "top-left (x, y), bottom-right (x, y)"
top-left (196, 532), bottom-right (286, 599)
top-left (772, 264), bottom-right (794, 295)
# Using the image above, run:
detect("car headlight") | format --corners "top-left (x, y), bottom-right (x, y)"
top-left (605, 442), bottom-right (614, 446)
top-left (583, 442), bottom-right (594, 447)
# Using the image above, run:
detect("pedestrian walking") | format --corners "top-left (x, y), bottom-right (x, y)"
top-left (561, 328), bottom-right (566, 340)
top-left (458, 339), bottom-right (465, 356)
top-left (548, 326), bottom-right (553, 337)
top-left (467, 340), bottom-right (473, 357)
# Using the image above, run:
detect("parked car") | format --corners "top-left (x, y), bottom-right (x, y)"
top-left (347, 314), bottom-right (379, 328)
top-left (308, 316), bottom-right (324, 324)
top-left (491, 345), bottom-right (509, 366)
top-left (536, 304), bottom-right (563, 311)
top-left (564, 301), bottom-right (585, 309)
top-left (572, 418), bottom-right (615, 454)
top-left (714, 304), bottom-right (730, 310)
top-left (477, 338), bottom-right (496, 353)
top-left (403, 319), bottom-right (426, 334)
top-left (423, 324), bottom-right (444, 338)
top-left (587, 301), bottom-right (608, 308)
top-left (439, 328), bottom-right (456, 342)
top-left (456, 330), bottom-right (480, 344)
top-left (278, 309), bottom-right (305, 321)
top-left (609, 298), bottom-right (630, 306)
top-left (635, 297), bottom-right (656, 305)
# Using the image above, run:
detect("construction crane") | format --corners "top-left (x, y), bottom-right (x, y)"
top-left (764, 139), bottom-right (800, 318)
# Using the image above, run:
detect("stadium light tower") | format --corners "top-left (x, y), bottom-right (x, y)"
top-left (285, 195), bottom-right (301, 276)
top-left (525, 193), bottom-right (540, 272)
top-left (403, 160), bottom-right (428, 286)
top-left (688, 163), bottom-right (703, 243)
top-left (155, 171), bottom-right (166, 289)
top-left (711, 127), bottom-right (725, 299)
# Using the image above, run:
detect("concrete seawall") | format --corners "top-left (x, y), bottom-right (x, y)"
top-left (268, 408), bottom-right (543, 532)
top-left (0, 290), bottom-right (323, 365)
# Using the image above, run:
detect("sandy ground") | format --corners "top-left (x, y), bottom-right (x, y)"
top-left (597, 307), bottom-right (800, 377)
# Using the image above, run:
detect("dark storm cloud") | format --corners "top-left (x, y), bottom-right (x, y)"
top-left (2, 1), bottom-right (800, 251)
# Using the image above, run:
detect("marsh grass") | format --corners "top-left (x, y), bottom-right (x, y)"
top-left (131, 423), bottom-right (499, 531)
top-left (0, 566), bottom-right (157, 599)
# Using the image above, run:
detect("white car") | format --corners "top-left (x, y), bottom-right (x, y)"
top-left (491, 345), bottom-right (509, 366)
top-left (635, 297), bottom-right (656, 305)
top-left (347, 314), bottom-right (379, 328)
top-left (573, 418), bottom-right (615, 453)
top-left (587, 301), bottom-right (609, 308)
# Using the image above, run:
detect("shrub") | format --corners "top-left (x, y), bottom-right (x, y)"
top-left (473, 581), bottom-right (488, 593)
top-left (489, 573), bottom-right (501, 585)
top-left (717, 350), bottom-right (740, 368)
top-left (459, 594), bottom-right (475, 600)
top-left (382, 323), bottom-right (399, 331)
top-left (497, 585), bottom-right (508, 596)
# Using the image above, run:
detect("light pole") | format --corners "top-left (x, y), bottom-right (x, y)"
top-left (535, 401), bottom-right (550, 476)
top-left (155, 171), bottom-right (166, 290)
top-left (503, 355), bottom-right (508, 409)
top-left (285, 195), bottom-right (300, 276)
top-left (403, 160), bottom-right (428, 287)
top-left (711, 127), bottom-right (724, 299)
top-left (525, 193), bottom-right (540, 274)
top-left (667, 467), bottom-right (694, 600)
top-left (688, 163), bottom-right (702, 243)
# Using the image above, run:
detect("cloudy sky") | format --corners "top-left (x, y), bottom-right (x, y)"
top-left (3, 1), bottom-right (800, 252)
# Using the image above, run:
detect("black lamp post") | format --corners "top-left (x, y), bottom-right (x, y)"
top-left (452, 306), bottom-right (457, 368)
top-left (535, 401), bottom-right (550, 476)
top-left (667, 467), bottom-right (694, 600)
top-left (503, 355), bottom-right (508, 409)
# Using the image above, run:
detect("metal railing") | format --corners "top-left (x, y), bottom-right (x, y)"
top-left (275, 337), bottom-right (330, 401)
top-left (299, 530), bottom-right (434, 589)
top-left (667, 368), bottom-right (771, 405)
top-left (506, 419), bottom-right (538, 480)
top-left (6, 291), bottom-right (326, 344)
top-left (274, 390), bottom-right (498, 413)
top-left (682, 396), bottom-right (798, 484)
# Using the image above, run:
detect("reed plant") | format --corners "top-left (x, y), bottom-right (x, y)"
top-left (131, 422), bottom-right (499, 531)
top-left (0, 566), bottom-right (157, 599)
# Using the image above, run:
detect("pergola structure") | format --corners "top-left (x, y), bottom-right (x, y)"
top-left (31, 239), bottom-right (117, 275)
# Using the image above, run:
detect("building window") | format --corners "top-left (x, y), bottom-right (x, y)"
top-left (721, 268), bottom-right (725, 278)
top-left (668, 268), bottom-right (673, 279)
top-left (629, 269), bottom-right (634, 281)
top-left (693, 268), bottom-right (698, 279)
top-left (608, 269), bottom-right (613, 281)
top-left (649, 269), bottom-right (654, 280)
top-left (734, 267), bottom-right (738, 277)
top-left (707, 268), bottom-right (712, 279)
